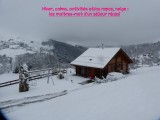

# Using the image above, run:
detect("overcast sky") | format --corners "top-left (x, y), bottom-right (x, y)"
top-left (0, 0), bottom-right (160, 47)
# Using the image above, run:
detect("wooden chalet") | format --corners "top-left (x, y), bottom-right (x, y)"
top-left (70, 48), bottom-right (133, 78)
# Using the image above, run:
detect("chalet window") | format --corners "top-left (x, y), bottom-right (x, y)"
top-left (117, 63), bottom-right (121, 68)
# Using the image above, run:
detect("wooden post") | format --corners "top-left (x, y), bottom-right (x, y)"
top-left (47, 69), bottom-right (50, 83)
top-left (115, 57), bottom-right (117, 72)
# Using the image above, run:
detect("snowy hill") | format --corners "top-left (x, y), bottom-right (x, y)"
top-left (0, 66), bottom-right (160, 120)
top-left (0, 32), bottom-right (47, 57)
top-left (122, 41), bottom-right (160, 67)
top-left (0, 35), bottom-right (86, 58)
top-left (0, 33), bottom-right (86, 73)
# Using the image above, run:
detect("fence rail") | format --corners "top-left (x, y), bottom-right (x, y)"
top-left (0, 69), bottom-right (67, 88)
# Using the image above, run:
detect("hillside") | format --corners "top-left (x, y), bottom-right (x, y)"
top-left (0, 35), bottom-right (86, 73)
top-left (122, 41), bottom-right (160, 67)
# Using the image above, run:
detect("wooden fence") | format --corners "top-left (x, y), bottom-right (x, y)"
top-left (0, 69), bottom-right (67, 88)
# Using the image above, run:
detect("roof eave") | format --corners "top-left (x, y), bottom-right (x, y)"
top-left (70, 63), bottom-right (104, 69)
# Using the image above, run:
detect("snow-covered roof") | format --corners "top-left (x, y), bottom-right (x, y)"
top-left (71, 48), bottom-right (121, 68)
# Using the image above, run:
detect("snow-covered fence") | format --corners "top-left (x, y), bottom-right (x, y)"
top-left (0, 79), bottom-right (19, 87)
top-left (0, 69), bottom-right (67, 88)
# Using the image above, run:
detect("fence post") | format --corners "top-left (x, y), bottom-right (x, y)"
top-left (47, 69), bottom-right (50, 83)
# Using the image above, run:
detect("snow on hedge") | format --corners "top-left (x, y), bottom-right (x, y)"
top-left (107, 72), bottom-right (125, 81)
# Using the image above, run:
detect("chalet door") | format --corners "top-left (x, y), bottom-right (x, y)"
top-left (100, 69), bottom-right (105, 78)
top-left (96, 69), bottom-right (101, 78)
top-left (76, 67), bottom-right (80, 75)
top-left (84, 68), bottom-right (88, 77)
top-left (86, 68), bottom-right (89, 77)
top-left (79, 67), bottom-right (81, 75)
top-left (89, 68), bottom-right (95, 78)
top-left (81, 67), bottom-right (85, 77)
top-left (103, 69), bottom-right (108, 77)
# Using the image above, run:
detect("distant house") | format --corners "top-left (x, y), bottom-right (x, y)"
top-left (70, 48), bottom-right (133, 78)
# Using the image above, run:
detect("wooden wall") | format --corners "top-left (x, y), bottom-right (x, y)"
top-left (106, 50), bottom-right (129, 73)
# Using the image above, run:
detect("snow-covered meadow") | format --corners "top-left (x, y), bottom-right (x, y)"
top-left (0, 66), bottom-right (160, 120)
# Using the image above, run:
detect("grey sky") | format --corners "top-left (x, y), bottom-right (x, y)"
top-left (0, 0), bottom-right (160, 47)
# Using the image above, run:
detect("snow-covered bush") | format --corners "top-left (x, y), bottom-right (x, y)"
top-left (106, 72), bottom-right (125, 81)
top-left (94, 76), bottom-right (107, 84)
top-left (94, 73), bottom-right (125, 84)
top-left (57, 72), bottom-right (64, 79)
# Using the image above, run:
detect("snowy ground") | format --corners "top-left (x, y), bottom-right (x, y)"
top-left (0, 73), bottom-right (18, 83)
top-left (0, 68), bottom-right (89, 102)
top-left (1, 66), bottom-right (160, 120)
